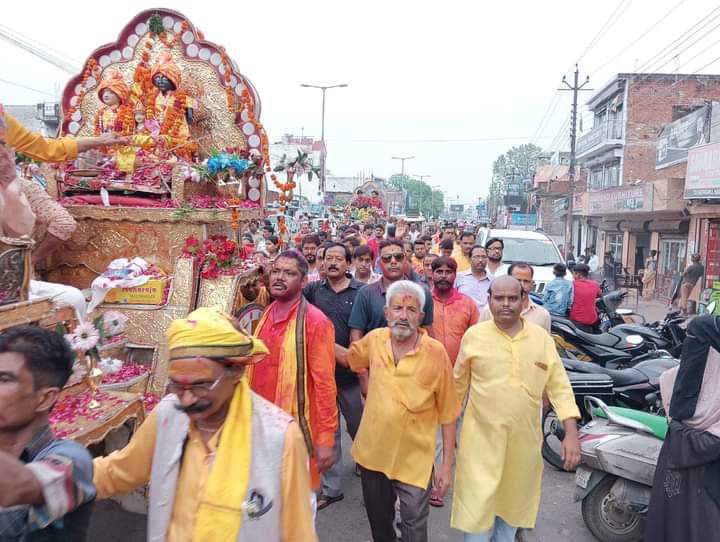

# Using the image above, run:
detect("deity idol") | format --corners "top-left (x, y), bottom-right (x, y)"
top-left (94, 70), bottom-right (133, 136)
top-left (147, 52), bottom-right (195, 158)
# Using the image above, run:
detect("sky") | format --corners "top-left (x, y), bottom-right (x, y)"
top-left (2, 0), bottom-right (720, 205)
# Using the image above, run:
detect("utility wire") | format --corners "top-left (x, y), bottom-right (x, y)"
top-left (590, 0), bottom-right (686, 74)
top-left (0, 76), bottom-right (56, 97)
top-left (643, 18), bottom-right (720, 73)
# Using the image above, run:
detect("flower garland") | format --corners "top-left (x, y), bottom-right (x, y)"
top-left (64, 58), bottom-right (101, 129)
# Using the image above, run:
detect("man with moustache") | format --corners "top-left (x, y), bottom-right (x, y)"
top-left (342, 281), bottom-right (460, 541)
top-left (93, 307), bottom-right (317, 541)
top-left (484, 237), bottom-right (508, 278)
top-left (451, 231), bottom-right (475, 273)
top-left (455, 245), bottom-right (492, 311)
top-left (348, 240), bottom-right (434, 343)
top-left (411, 238), bottom-right (427, 273)
top-left (301, 234), bottom-right (321, 280)
top-left (303, 243), bottom-right (365, 510)
top-left (251, 250), bottom-right (338, 491)
top-left (452, 276), bottom-right (579, 541)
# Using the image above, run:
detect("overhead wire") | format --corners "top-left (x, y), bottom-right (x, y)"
top-left (0, 76), bottom-right (56, 97)
top-left (642, 18), bottom-right (720, 73)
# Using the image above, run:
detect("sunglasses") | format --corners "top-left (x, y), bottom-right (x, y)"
top-left (380, 252), bottom-right (405, 263)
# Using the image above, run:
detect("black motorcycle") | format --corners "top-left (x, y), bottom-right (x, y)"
top-left (541, 355), bottom-right (677, 470)
top-left (551, 316), bottom-right (661, 368)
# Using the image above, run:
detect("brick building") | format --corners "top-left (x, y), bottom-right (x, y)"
top-left (573, 73), bottom-right (720, 300)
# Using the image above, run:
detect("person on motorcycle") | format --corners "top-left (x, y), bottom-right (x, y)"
top-left (543, 263), bottom-right (573, 317)
top-left (452, 275), bottom-right (580, 541)
top-left (569, 263), bottom-right (601, 333)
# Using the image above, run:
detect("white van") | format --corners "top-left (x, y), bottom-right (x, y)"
top-left (476, 229), bottom-right (571, 293)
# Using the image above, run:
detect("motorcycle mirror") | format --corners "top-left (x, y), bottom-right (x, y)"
top-left (707, 300), bottom-right (717, 315)
top-left (626, 334), bottom-right (644, 345)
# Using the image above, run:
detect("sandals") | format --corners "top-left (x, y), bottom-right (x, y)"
top-left (317, 493), bottom-right (344, 510)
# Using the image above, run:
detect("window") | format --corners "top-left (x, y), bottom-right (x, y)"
top-left (588, 161), bottom-right (621, 190)
top-left (607, 233), bottom-right (623, 262)
top-left (659, 238), bottom-right (687, 277)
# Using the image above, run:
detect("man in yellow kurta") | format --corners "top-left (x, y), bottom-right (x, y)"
top-left (451, 231), bottom-right (475, 272)
top-left (452, 275), bottom-right (580, 541)
top-left (346, 280), bottom-right (460, 542)
top-left (93, 307), bottom-right (318, 542)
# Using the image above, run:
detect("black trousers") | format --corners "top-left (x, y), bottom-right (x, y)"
top-left (359, 465), bottom-right (431, 542)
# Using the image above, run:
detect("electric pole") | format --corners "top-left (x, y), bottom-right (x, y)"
top-left (392, 156), bottom-right (415, 179)
top-left (559, 64), bottom-right (592, 249)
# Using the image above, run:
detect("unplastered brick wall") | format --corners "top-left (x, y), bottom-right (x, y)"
top-left (623, 75), bottom-right (720, 184)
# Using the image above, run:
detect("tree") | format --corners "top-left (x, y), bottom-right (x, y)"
top-left (489, 143), bottom-right (542, 217)
top-left (390, 174), bottom-right (444, 218)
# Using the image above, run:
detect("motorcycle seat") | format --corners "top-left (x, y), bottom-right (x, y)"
top-left (562, 358), bottom-right (648, 387)
top-left (552, 317), bottom-right (619, 347)
top-left (592, 406), bottom-right (668, 440)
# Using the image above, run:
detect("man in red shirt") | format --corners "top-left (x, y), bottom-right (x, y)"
top-left (569, 263), bottom-right (601, 333)
top-left (250, 250), bottom-right (338, 490)
top-left (366, 223), bottom-right (385, 260)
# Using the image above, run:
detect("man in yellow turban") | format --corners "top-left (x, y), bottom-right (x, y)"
top-left (93, 307), bottom-right (318, 542)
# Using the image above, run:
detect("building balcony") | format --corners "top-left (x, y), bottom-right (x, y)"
top-left (576, 119), bottom-right (624, 161)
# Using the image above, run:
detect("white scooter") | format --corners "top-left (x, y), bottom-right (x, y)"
top-left (574, 396), bottom-right (668, 542)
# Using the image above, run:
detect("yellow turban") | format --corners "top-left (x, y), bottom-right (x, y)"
top-left (151, 52), bottom-right (182, 89)
top-left (167, 307), bottom-right (268, 363)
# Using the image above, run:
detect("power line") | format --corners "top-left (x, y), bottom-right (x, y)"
top-left (635, 5), bottom-right (720, 72)
top-left (0, 76), bottom-right (56, 97)
top-left (670, 54), bottom-right (720, 87)
top-left (643, 18), bottom-right (720, 73)
top-left (331, 136), bottom-right (555, 143)
top-left (590, 0), bottom-right (686, 74)
top-left (576, 0), bottom-right (633, 64)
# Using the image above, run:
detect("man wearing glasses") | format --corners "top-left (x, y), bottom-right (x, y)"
top-left (484, 237), bottom-right (508, 278)
top-left (349, 240), bottom-right (434, 348)
top-left (93, 307), bottom-right (318, 541)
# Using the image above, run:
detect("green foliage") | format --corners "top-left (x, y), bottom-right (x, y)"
top-left (390, 174), bottom-right (444, 218)
top-left (149, 14), bottom-right (165, 35)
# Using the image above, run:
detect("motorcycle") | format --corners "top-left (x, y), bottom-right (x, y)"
top-left (541, 356), bottom-right (676, 470)
top-left (551, 316), bottom-right (661, 368)
top-left (574, 397), bottom-right (666, 542)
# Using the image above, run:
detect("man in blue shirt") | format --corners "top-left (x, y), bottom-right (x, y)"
top-left (543, 263), bottom-right (574, 317)
top-left (0, 326), bottom-right (96, 541)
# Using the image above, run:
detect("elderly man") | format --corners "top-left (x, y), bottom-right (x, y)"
top-left (251, 250), bottom-right (338, 491)
top-left (344, 280), bottom-right (460, 542)
top-left (455, 245), bottom-right (492, 311)
top-left (452, 276), bottom-right (580, 541)
top-left (0, 326), bottom-right (95, 541)
top-left (479, 262), bottom-right (551, 333)
top-left (94, 307), bottom-right (317, 541)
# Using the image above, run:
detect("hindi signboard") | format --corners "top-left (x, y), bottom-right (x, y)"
top-left (656, 105), bottom-right (709, 169)
top-left (587, 183), bottom-right (653, 215)
top-left (685, 142), bottom-right (720, 199)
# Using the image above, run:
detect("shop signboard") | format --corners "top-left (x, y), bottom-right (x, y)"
top-left (509, 213), bottom-right (537, 226)
top-left (587, 184), bottom-right (653, 215)
top-left (656, 105), bottom-right (709, 169)
top-left (450, 204), bottom-right (464, 213)
top-left (685, 142), bottom-right (720, 199)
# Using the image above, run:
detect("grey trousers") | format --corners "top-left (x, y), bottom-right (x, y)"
top-left (321, 381), bottom-right (364, 497)
top-left (360, 465), bottom-right (431, 542)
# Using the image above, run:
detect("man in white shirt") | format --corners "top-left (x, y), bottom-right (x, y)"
top-left (484, 237), bottom-right (508, 278)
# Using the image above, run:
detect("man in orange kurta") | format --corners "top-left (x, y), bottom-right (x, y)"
top-left (251, 250), bottom-right (338, 489)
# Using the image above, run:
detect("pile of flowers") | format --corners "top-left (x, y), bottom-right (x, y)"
top-left (50, 390), bottom-right (130, 436)
top-left (182, 235), bottom-right (238, 279)
top-left (101, 362), bottom-right (148, 386)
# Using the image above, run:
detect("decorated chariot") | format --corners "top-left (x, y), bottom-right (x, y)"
top-left (2, 8), bottom-right (279, 448)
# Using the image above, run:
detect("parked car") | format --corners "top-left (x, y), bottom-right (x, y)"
top-left (475, 229), bottom-right (572, 293)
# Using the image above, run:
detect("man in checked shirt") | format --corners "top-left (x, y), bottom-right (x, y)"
top-left (0, 326), bottom-right (95, 541)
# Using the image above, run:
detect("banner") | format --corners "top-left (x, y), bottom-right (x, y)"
top-left (656, 106), bottom-right (709, 169)
top-left (685, 142), bottom-right (720, 199)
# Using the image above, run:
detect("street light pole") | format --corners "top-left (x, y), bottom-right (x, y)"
top-left (431, 184), bottom-right (441, 219)
top-left (391, 155), bottom-right (415, 178)
top-left (300, 83), bottom-right (349, 196)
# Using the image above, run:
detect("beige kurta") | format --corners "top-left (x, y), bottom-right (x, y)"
top-left (451, 319), bottom-right (579, 533)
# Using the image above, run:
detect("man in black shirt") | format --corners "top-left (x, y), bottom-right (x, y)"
top-left (679, 253), bottom-right (705, 315)
top-left (303, 242), bottom-right (364, 510)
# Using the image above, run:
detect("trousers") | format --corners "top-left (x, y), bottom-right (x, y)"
top-left (321, 382), bottom-right (364, 497)
top-left (463, 516), bottom-right (517, 542)
top-left (359, 466), bottom-right (431, 542)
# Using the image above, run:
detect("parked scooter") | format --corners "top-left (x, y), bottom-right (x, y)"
top-left (574, 397), bottom-right (667, 542)
top-left (541, 356), bottom-right (676, 470)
